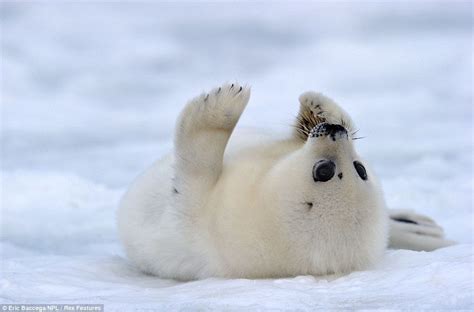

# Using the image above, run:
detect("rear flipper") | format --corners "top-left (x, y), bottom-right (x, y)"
top-left (388, 209), bottom-right (455, 251)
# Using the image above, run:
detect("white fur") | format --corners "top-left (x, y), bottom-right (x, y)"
top-left (117, 83), bottom-right (452, 280)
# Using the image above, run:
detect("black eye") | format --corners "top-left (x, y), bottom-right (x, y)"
top-left (353, 161), bottom-right (368, 180)
top-left (313, 160), bottom-right (336, 182)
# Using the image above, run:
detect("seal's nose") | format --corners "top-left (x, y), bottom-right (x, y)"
top-left (310, 123), bottom-right (348, 141)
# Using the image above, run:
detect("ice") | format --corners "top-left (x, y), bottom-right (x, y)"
top-left (1, 2), bottom-right (472, 310)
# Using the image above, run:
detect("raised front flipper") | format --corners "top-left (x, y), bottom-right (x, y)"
top-left (174, 83), bottom-right (251, 203)
top-left (294, 92), bottom-right (356, 140)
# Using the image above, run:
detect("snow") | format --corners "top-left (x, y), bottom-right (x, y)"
top-left (1, 1), bottom-right (472, 310)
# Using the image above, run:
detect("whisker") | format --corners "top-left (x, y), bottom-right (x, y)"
top-left (352, 136), bottom-right (365, 140)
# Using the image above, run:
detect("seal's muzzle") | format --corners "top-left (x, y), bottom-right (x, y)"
top-left (309, 123), bottom-right (348, 141)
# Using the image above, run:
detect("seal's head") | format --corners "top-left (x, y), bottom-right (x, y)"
top-left (263, 111), bottom-right (388, 276)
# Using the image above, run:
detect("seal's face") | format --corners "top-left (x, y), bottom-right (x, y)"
top-left (310, 123), bottom-right (366, 183)
top-left (264, 122), bottom-right (388, 275)
top-left (293, 122), bottom-right (381, 212)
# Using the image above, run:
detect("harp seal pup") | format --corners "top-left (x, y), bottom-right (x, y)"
top-left (117, 83), bottom-right (454, 280)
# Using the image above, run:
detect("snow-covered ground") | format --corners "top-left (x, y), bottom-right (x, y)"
top-left (1, 2), bottom-right (472, 310)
